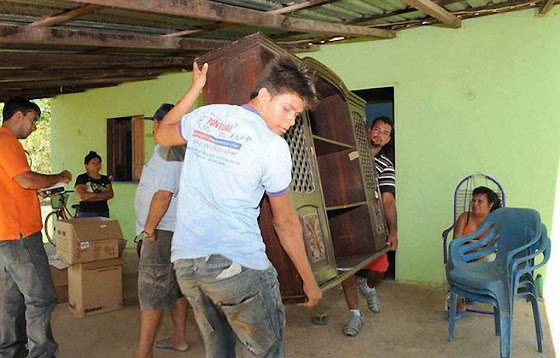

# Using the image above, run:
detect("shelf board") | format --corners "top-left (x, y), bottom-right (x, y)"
top-left (312, 135), bottom-right (356, 150)
top-left (326, 201), bottom-right (368, 211)
top-left (319, 248), bottom-right (391, 292)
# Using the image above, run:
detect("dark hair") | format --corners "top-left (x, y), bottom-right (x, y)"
top-left (370, 116), bottom-right (394, 134)
top-left (472, 186), bottom-right (501, 212)
top-left (2, 97), bottom-right (41, 122)
top-left (250, 56), bottom-right (318, 109)
top-left (84, 151), bottom-right (102, 165)
top-left (153, 103), bottom-right (174, 121)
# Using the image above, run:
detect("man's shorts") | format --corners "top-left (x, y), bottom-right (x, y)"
top-left (364, 253), bottom-right (389, 272)
top-left (138, 229), bottom-right (182, 311)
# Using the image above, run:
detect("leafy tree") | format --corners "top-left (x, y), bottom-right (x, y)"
top-left (0, 98), bottom-right (52, 174)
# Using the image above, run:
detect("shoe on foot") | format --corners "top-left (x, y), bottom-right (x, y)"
top-left (358, 279), bottom-right (381, 313)
top-left (343, 313), bottom-right (364, 337)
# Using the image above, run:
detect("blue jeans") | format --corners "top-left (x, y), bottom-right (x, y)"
top-left (0, 232), bottom-right (58, 358)
top-left (76, 211), bottom-right (109, 218)
top-left (174, 255), bottom-right (285, 358)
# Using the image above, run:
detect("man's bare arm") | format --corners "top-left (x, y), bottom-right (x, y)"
top-left (381, 191), bottom-right (398, 250)
top-left (269, 192), bottom-right (322, 307)
top-left (142, 190), bottom-right (173, 241)
top-left (155, 61), bottom-right (208, 147)
top-left (14, 170), bottom-right (72, 190)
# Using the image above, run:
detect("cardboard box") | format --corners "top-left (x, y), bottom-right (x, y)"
top-left (49, 259), bottom-right (69, 303)
top-left (68, 258), bottom-right (123, 318)
top-left (54, 286), bottom-right (69, 303)
top-left (55, 218), bottom-right (123, 264)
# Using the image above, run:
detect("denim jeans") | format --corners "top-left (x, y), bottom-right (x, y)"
top-left (76, 211), bottom-right (109, 218)
top-left (174, 255), bottom-right (285, 358)
top-left (0, 232), bottom-right (58, 358)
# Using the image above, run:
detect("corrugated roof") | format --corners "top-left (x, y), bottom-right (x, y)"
top-left (0, 0), bottom-right (548, 100)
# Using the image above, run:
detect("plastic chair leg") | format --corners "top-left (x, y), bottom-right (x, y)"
top-left (529, 296), bottom-right (543, 352)
top-left (493, 306), bottom-right (500, 336)
top-left (449, 291), bottom-right (458, 341)
top-left (499, 316), bottom-right (512, 358)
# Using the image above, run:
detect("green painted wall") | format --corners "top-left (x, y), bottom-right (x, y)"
top-left (306, 8), bottom-right (560, 283)
top-left (51, 8), bottom-right (560, 282)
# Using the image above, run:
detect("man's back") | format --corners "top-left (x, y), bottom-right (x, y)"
top-left (172, 104), bottom-right (292, 270)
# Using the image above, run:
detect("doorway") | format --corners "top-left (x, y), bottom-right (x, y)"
top-left (353, 87), bottom-right (396, 280)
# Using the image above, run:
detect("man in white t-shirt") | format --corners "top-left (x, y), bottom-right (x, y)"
top-left (135, 104), bottom-right (190, 357)
top-left (155, 57), bottom-right (322, 357)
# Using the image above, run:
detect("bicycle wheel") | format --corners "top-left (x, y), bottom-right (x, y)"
top-left (44, 211), bottom-right (60, 246)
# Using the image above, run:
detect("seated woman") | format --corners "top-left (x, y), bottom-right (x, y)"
top-left (452, 186), bottom-right (501, 317)
top-left (75, 151), bottom-right (114, 218)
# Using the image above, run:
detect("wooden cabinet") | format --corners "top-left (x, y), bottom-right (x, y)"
top-left (197, 33), bottom-right (388, 303)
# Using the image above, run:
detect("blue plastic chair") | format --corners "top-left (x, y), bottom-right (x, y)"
top-left (446, 208), bottom-right (551, 358)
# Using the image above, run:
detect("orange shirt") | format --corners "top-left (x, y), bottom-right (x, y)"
top-left (0, 127), bottom-right (42, 240)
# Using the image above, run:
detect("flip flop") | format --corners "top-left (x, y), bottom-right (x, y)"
top-left (154, 338), bottom-right (189, 352)
top-left (311, 312), bottom-right (329, 325)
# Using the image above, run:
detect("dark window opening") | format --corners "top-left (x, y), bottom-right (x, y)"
top-left (107, 115), bottom-right (144, 182)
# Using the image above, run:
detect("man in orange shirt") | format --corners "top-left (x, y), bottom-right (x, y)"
top-left (0, 98), bottom-right (72, 358)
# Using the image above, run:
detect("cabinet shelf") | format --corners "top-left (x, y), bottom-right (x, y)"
top-left (313, 135), bottom-right (356, 156)
top-left (326, 201), bottom-right (367, 211)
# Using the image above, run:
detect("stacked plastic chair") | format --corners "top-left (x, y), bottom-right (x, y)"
top-left (446, 207), bottom-right (551, 358)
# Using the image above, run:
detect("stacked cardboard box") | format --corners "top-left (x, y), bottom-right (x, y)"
top-left (49, 259), bottom-right (69, 303)
top-left (55, 217), bottom-right (125, 318)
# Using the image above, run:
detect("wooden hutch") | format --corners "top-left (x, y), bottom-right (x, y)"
top-left (197, 33), bottom-right (388, 303)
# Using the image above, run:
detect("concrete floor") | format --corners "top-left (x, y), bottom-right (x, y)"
top-left (0, 247), bottom-right (555, 357)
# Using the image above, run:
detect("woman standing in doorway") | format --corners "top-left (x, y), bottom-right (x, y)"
top-left (75, 151), bottom-right (114, 218)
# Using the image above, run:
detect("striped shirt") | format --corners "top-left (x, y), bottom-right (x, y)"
top-left (375, 153), bottom-right (396, 195)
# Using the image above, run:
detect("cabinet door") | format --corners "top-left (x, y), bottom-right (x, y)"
top-left (260, 114), bottom-right (337, 303)
top-left (287, 114), bottom-right (338, 284)
top-left (350, 109), bottom-right (389, 251)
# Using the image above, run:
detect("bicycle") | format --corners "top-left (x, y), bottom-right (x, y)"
top-left (44, 190), bottom-right (79, 246)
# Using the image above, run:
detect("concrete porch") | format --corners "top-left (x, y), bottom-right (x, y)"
top-left (0, 248), bottom-right (555, 357)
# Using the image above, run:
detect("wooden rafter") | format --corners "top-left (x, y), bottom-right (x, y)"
top-left (2, 76), bottom-right (157, 90)
top-left (162, 23), bottom-right (231, 38)
top-left (0, 84), bottom-right (119, 102)
top-left (377, 0), bottom-right (537, 30)
top-left (269, 0), bottom-right (340, 14)
top-left (0, 53), bottom-right (193, 69)
top-left (72, 0), bottom-right (396, 38)
top-left (0, 25), bottom-right (228, 51)
top-left (26, 4), bottom-right (105, 27)
top-left (0, 68), bottom-right (179, 82)
top-left (402, 0), bottom-right (462, 28)
top-left (538, 0), bottom-right (556, 15)
top-left (163, 0), bottom-right (340, 39)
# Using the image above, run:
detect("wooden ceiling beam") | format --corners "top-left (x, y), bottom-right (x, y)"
top-left (163, 0), bottom-right (339, 39)
top-left (26, 4), bottom-right (106, 27)
top-left (402, 0), bottom-right (462, 28)
top-left (0, 25), bottom-right (229, 51)
top-left (268, 0), bottom-right (340, 14)
top-left (0, 52), bottom-right (194, 69)
top-left (0, 68), bottom-right (180, 82)
top-left (72, 0), bottom-right (396, 38)
top-left (0, 84), bottom-right (119, 102)
top-left (538, 0), bottom-right (556, 15)
top-left (2, 76), bottom-right (157, 90)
